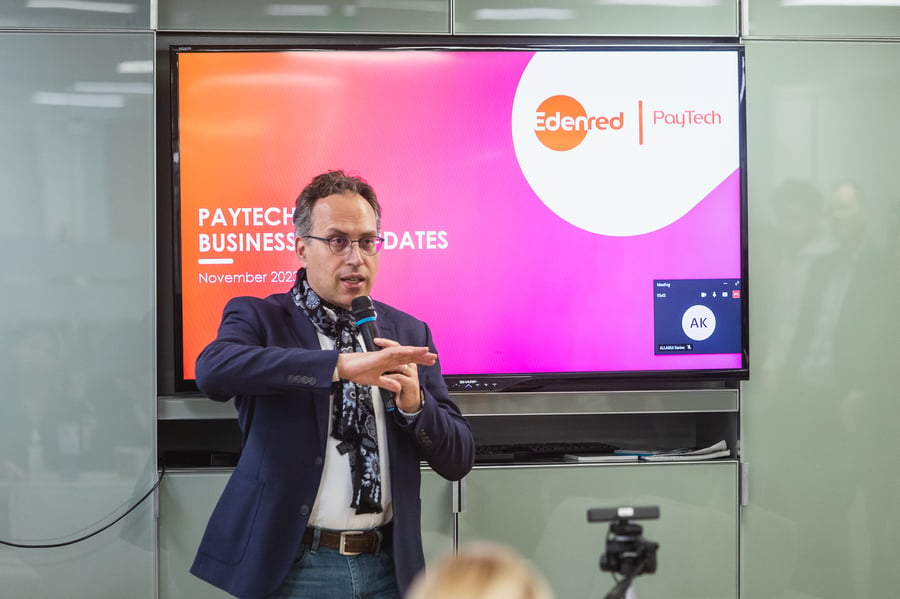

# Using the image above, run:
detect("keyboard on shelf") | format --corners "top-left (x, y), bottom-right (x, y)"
top-left (474, 441), bottom-right (619, 463)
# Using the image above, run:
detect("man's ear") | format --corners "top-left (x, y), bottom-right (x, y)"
top-left (295, 236), bottom-right (306, 265)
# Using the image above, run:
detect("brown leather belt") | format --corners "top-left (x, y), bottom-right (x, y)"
top-left (302, 522), bottom-right (392, 556)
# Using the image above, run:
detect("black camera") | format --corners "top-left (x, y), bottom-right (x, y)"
top-left (588, 506), bottom-right (660, 599)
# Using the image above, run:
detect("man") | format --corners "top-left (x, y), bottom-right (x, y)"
top-left (190, 170), bottom-right (475, 599)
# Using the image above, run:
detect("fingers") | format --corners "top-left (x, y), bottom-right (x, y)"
top-left (388, 363), bottom-right (409, 375)
top-left (337, 343), bottom-right (433, 391)
top-left (382, 361), bottom-right (422, 411)
top-left (373, 338), bottom-right (437, 367)
top-left (377, 375), bottom-right (402, 394)
top-left (384, 362), bottom-right (415, 378)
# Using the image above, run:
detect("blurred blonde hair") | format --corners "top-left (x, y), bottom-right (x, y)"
top-left (407, 541), bottom-right (554, 599)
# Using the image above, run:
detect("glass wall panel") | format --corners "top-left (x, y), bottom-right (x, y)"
top-left (742, 41), bottom-right (900, 599)
top-left (157, 0), bottom-right (450, 33)
top-left (460, 462), bottom-right (739, 599)
top-left (454, 0), bottom-right (738, 36)
top-left (747, 1), bottom-right (900, 39)
top-left (158, 471), bottom-right (239, 599)
top-left (420, 469), bottom-right (455, 564)
top-left (0, 1), bottom-right (151, 30)
top-left (0, 32), bottom-right (156, 598)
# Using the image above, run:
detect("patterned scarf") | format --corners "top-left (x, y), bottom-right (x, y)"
top-left (291, 268), bottom-right (382, 514)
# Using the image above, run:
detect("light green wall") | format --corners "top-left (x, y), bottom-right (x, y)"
top-left (742, 39), bottom-right (900, 598)
top-left (461, 463), bottom-right (739, 598)
top-left (1, 2), bottom-right (898, 598)
top-left (0, 28), bottom-right (156, 599)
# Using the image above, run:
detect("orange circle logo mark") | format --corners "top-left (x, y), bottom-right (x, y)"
top-left (534, 95), bottom-right (588, 152)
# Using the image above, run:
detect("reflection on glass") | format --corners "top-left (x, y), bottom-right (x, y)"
top-left (156, 0), bottom-right (448, 32)
top-left (0, 1), bottom-right (149, 27)
top-left (745, 42), bottom-right (900, 599)
top-left (0, 32), bottom-right (155, 598)
top-left (455, 0), bottom-right (736, 35)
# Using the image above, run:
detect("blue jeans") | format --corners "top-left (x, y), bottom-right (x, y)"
top-left (268, 534), bottom-right (401, 599)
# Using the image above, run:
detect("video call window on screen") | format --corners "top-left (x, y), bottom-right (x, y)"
top-left (653, 279), bottom-right (743, 355)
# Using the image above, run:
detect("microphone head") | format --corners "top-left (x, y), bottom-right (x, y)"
top-left (351, 295), bottom-right (377, 321)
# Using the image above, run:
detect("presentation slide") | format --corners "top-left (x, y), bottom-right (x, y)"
top-left (176, 48), bottom-right (744, 381)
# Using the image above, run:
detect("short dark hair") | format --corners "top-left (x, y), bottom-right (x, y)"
top-left (293, 170), bottom-right (381, 238)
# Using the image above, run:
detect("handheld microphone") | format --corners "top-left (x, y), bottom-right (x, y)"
top-left (351, 295), bottom-right (396, 412)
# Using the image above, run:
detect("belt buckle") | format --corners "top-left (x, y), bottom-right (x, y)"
top-left (338, 531), bottom-right (364, 556)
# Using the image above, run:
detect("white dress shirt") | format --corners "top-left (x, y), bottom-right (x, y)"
top-left (307, 331), bottom-right (393, 531)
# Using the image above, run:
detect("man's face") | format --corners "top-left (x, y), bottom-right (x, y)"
top-left (829, 183), bottom-right (865, 242)
top-left (295, 191), bottom-right (380, 310)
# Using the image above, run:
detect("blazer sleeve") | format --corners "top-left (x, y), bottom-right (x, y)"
top-left (394, 319), bottom-right (475, 482)
top-left (195, 296), bottom-right (338, 401)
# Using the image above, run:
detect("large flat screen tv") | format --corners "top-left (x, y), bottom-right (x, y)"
top-left (161, 37), bottom-right (748, 394)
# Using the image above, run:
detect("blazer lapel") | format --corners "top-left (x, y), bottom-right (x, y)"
top-left (371, 310), bottom-right (400, 455)
top-left (375, 317), bottom-right (397, 347)
top-left (279, 293), bottom-right (332, 449)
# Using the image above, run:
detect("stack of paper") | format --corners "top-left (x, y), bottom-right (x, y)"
top-left (637, 440), bottom-right (731, 461)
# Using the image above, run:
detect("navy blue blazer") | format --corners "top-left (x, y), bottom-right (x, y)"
top-left (190, 292), bottom-right (475, 599)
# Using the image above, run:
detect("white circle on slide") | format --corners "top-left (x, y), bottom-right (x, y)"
top-left (682, 305), bottom-right (716, 341)
top-left (510, 51), bottom-right (739, 236)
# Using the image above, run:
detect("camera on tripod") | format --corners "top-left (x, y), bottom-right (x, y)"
top-left (587, 506), bottom-right (660, 599)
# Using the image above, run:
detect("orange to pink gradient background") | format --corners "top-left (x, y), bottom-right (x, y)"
top-left (176, 49), bottom-right (743, 381)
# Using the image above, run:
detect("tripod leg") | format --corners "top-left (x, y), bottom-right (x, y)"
top-left (605, 576), bottom-right (637, 599)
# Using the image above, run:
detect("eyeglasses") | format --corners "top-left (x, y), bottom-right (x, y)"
top-left (304, 235), bottom-right (385, 256)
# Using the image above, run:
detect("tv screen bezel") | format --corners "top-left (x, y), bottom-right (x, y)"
top-left (156, 33), bottom-right (749, 397)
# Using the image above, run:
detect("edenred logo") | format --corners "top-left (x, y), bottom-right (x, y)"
top-left (534, 95), bottom-right (624, 151)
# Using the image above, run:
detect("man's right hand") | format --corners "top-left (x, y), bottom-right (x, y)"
top-left (336, 338), bottom-right (436, 393)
